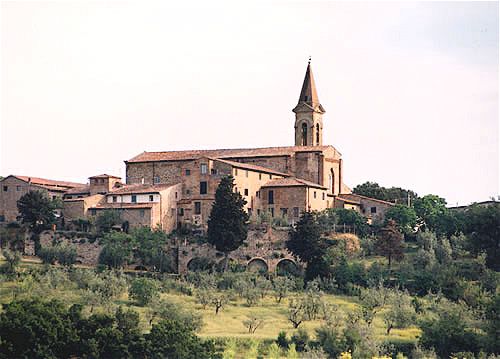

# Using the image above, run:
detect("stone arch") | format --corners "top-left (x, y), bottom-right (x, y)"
top-left (247, 257), bottom-right (269, 273)
top-left (276, 258), bottom-right (300, 276)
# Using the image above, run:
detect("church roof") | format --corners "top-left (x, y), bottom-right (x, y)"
top-left (293, 61), bottom-right (325, 113)
top-left (211, 158), bottom-right (289, 177)
top-left (126, 145), bottom-right (338, 163)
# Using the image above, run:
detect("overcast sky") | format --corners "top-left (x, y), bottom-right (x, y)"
top-left (1, 1), bottom-right (498, 206)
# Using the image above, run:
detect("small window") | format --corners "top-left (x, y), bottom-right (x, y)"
top-left (313, 191), bottom-right (317, 199)
top-left (16, 186), bottom-right (21, 191)
top-left (259, 173), bottom-right (262, 180)
top-left (200, 181), bottom-right (207, 195)
top-left (245, 170), bottom-right (248, 177)
top-left (66, 195), bottom-right (72, 199)
top-left (186, 189), bottom-right (191, 195)
top-left (293, 207), bottom-right (300, 217)
top-left (131, 195), bottom-right (137, 203)
top-left (153, 176), bottom-right (160, 184)
top-left (185, 169), bottom-right (191, 176)
top-left (234, 169), bottom-right (238, 176)
top-left (244, 189), bottom-right (249, 196)
top-left (149, 195), bottom-right (154, 202)
top-left (201, 164), bottom-right (208, 174)
top-left (248, 208), bottom-right (252, 216)
top-left (3, 186), bottom-right (7, 192)
top-left (178, 208), bottom-right (184, 216)
top-left (256, 191), bottom-right (260, 198)
top-left (113, 196), bottom-right (117, 203)
top-left (268, 190), bottom-right (274, 204)
top-left (280, 208), bottom-right (288, 216)
top-left (322, 192), bottom-right (325, 200)
top-left (52, 195), bottom-right (57, 200)
top-left (175, 192), bottom-right (178, 199)
top-left (371, 207), bottom-right (377, 214)
top-left (257, 209), bottom-right (261, 215)
top-left (194, 201), bottom-right (201, 215)
top-left (140, 209), bottom-right (145, 217)
top-left (77, 195), bottom-right (83, 198)
top-left (270, 207), bottom-right (274, 217)
top-left (211, 168), bottom-right (217, 175)
top-left (269, 174), bottom-right (272, 179)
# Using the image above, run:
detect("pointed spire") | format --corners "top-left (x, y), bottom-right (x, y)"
top-left (294, 59), bottom-right (325, 113)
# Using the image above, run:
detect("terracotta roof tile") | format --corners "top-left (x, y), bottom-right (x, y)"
top-left (89, 174), bottom-right (121, 179)
top-left (109, 184), bottom-right (177, 195)
top-left (262, 177), bottom-right (327, 189)
top-left (338, 193), bottom-right (395, 206)
top-left (93, 203), bottom-right (154, 209)
top-left (126, 145), bottom-right (337, 163)
top-left (13, 175), bottom-right (84, 189)
top-left (64, 185), bottom-right (91, 195)
top-left (210, 158), bottom-right (289, 176)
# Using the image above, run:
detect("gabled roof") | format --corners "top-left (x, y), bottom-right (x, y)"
top-left (211, 158), bottom-right (289, 177)
top-left (108, 184), bottom-right (177, 195)
top-left (93, 203), bottom-right (154, 210)
top-left (89, 174), bottom-right (121, 179)
top-left (262, 177), bottom-right (327, 190)
top-left (338, 193), bottom-right (395, 206)
top-left (64, 185), bottom-right (91, 195)
top-left (126, 145), bottom-right (337, 163)
top-left (3, 175), bottom-right (84, 190)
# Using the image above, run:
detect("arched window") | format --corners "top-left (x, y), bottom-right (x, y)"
top-left (316, 124), bottom-right (320, 144)
top-left (301, 123), bottom-right (308, 146)
top-left (329, 168), bottom-right (334, 193)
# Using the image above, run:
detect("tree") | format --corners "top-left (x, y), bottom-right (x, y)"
top-left (288, 298), bottom-right (306, 328)
top-left (243, 316), bottom-right (265, 334)
top-left (1, 249), bottom-right (21, 274)
top-left (383, 290), bottom-right (416, 335)
top-left (95, 209), bottom-right (122, 234)
top-left (132, 227), bottom-right (173, 272)
top-left (129, 278), bottom-right (158, 306)
top-left (273, 276), bottom-right (294, 303)
top-left (148, 298), bottom-right (203, 331)
top-left (287, 211), bottom-right (328, 280)
top-left (207, 176), bottom-right (249, 271)
top-left (334, 209), bottom-right (369, 236)
top-left (384, 204), bottom-right (417, 236)
top-left (413, 194), bottom-right (448, 230)
top-left (17, 190), bottom-right (56, 232)
top-left (375, 220), bottom-right (404, 269)
top-left (353, 182), bottom-right (417, 205)
top-left (98, 232), bottom-right (134, 268)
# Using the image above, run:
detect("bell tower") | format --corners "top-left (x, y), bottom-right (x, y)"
top-left (293, 59), bottom-right (325, 146)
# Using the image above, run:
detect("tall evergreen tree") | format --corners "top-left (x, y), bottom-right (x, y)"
top-left (17, 190), bottom-right (56, 232)
top-left (207, 176), bottom-right (249, 270)
top-left (375, 219), bottom-right (405, 269)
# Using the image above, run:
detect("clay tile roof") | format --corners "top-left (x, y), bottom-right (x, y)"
top-left (13, 175), bottom-right (84, 189)
top-left (210, 158), bottom-right (289, 177)
top-left (89, 174), bottom-right (121, 179)
top-left (108, 183), bottom-right (176, 195)
top-left (262, 177), bottom-right (327, 190)
top-left (64, 185), bottom-right (91, 195)
top-left (126, 145), bottom-right (336, 163)
top-left (338, 193), bottom-right (395, 206)
top-left (93, 203), bottom-right (154, 210)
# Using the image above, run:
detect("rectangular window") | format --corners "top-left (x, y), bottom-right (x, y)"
top-left (185, 169), bottom-right (191, 176)
top-left (257, 209), bottom-right (261, 215)
top-left (194, 201), bottom-right (201, 215)
top-left (77, 196), bottom-right (83, 198)
top-left (200, 181), bottom-right (207, 195)
top-left (270, 207), bottom-right (274, 217)
top-left (113, 196), bottom-right (117, 203)
top-left (259, 173), bottom-right (262, 180)
top-left (256, 191), bottom-right (260, 198)
top-left (3, 186), bottom-right (7, 192)
top-left (244, 188), bottom-right (248, 196)
top-left (268, 190), bottom-right (274, 204)
top-left (16, 186), bottom-right (21, 191)
top-left (211, 168), bottom-right (217, 175)
top-left (175, 192), bottom-right (178, 199)
top-left (293, 207), bottom-right (300, 217)
top-left (313, 191), bottom-right (317, 199)
top-left (186, 189), bottom-right (191, 195)
top-left (234, 169), bottom-right (238, 176)
top-left (245, 170), bottom-right (248, 177)
top-left (66, 195), bottom-right (72, 199)
top-left (280, 208), bottom-right (288, 216)
top-left (322, 192), bottom-right (325, 200)
top-left (178, 208), bottom-right (184, 216)
top-left (269, 174), bottom-right (272, 179)
top-left (153, 176), bottom-right (160, 184)
top-left (149, 195), bottom-right (154, 202)
top-left (371, 207), bottom-right (377, 214)
top-left (140, 209), bottom-right (145, 217)
top-left (131, 195), bottom-right (137, 203)
top-left (248, 208), bottom-right (252, 216)
top-left (201, 163), bottom-right (207, 174)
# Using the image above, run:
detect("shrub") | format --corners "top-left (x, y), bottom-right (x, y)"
top-left (129, 278), bottom-right (158, 306)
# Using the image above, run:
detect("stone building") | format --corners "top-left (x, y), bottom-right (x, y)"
top-left (0, 175), bottom-right (84, 222)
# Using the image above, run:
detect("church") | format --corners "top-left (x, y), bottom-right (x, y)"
top-left (1, 62), bottom-right (394, 232)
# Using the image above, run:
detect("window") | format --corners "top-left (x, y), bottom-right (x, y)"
top-left (66, 195), bottom-right (72, 199)
top-left (131, 195), bottom-right (137, 203)
top-left (3, 186), bottom-right (7, 192)
top-left (149, 195), bottom-right (154, 202)
top-left (200, 182), bottom-right (207, 194)
top-left (153, 176), bottom-right (160, 184)
top-left (371, 207), bottom-right (377, 214)
top-left (234, 169), bottom-right (238, 176)
top-left (185, 169), bottom-right (191, 176)
top-left (186, 189), bottom-right (191, 195)
top-left (244, 189), bottom-right (248, 196)
top-left (201, 163), bottom-right (207, 174)
top-left (248, 208), bottom-right (252, 216)
top-left (280, 208), bottom-right (288, 216)
top-left (322, 192), bottom-right (325, 200)
top-left (257, 209), bottom-right (261, 215)
top-left (259, 173), bottom-right (262, 180)
top-left (313, 191), bottom-right (317, 199)
top-left (302, 123), bottom-right (308, 145)
top-left (178, 208), bottom-right (184, 216)
top-left (113, 196), bottom-right (117, 203)
top-left (52, 195), bottom-right (57, 200)
top-left (175, 192), bottom-right (178, 199)
top-left (329, 169), bottom-right (335, 193)
top-left (235, 187), bottom-right (238, 193)
top-left (269, 174), bottom-right (272, 179)
top-left (293, 207), bottom-right (300, 217)
top-left (268, 190), bottom-right (274, 204)
top-left (16, 186), bottom-right (21, 191)
top-left (194, 201), bottom-right (201, 215)
top-left (77, 195), bottom-right (83, 198)
top-left (316, 123), bottom-right (320, 144)
top-left (270, 207), bottom-right (274, 217)
top-left (245, 170), bottom-right (248, 177)
top-left (140, 209), bottom-right (145, 217)
top-left (211, 168), bottom-right (217, 175)
top-left (256, 191), bottom-right (260, 198)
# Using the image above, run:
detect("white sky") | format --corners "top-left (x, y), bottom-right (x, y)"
top-left (1, 1), bottom-right (498, 206)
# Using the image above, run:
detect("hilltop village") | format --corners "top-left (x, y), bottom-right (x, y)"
top-left (0, 62), bottom-right (393, 233)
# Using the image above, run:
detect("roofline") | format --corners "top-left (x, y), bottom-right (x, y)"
top-left (338, 193), bottom-right (395, 206)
